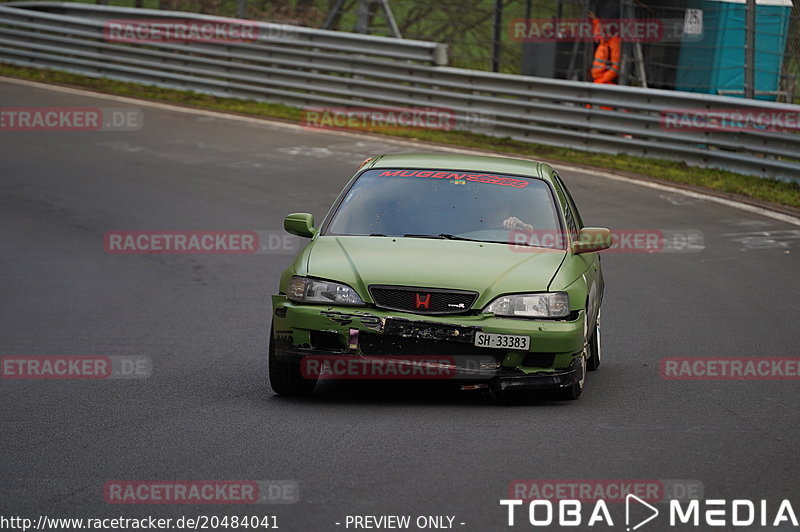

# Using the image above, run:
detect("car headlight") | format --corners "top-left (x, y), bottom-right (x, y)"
top-left (484, 292), bottom-right (570, 318)
top-left (287, 276), bottom-right (365, 306)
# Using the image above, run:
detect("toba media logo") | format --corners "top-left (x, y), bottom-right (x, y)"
top-left (499, 497), bottom-right (799, 529)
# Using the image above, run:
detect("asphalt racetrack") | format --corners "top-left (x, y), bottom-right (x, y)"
top-left (1, 79), bottom-right (799, 531)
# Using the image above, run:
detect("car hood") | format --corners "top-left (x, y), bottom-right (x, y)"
top-left (306, 236), bottom-right (566, 308)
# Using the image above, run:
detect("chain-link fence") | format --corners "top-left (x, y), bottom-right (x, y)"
top-left (2, 0), bottom-right (797, 102)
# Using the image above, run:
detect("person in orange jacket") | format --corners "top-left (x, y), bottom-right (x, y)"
top-left (588, 11), bottom-right (621, 85)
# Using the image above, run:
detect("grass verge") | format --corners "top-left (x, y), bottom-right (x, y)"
top-left (2, 63), bottom-right (799, 210)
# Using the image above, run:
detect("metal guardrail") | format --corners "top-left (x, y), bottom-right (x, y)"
top-left (1, 2), bottom-right (798, 181)
top-left (2, 1), bottom-right (449, 65)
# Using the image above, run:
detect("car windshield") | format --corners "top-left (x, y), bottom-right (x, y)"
top-left (325, 168), bottom-right (564, 247)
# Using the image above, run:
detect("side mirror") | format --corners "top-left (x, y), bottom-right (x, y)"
top-left (573, 227), bottom-right (613, 254)
top-left (284, 213), bottom-right (316, 238)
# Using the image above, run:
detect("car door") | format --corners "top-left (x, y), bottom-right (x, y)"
top-left (552, 173), bottom-right (603, 333)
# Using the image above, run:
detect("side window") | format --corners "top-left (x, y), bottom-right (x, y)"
top-left (552, 175), bottom-right (578, 241)
top-left (555, 173), bottom-right (584, 229)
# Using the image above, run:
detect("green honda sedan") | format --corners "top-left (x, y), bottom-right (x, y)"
top-left (269, 153), bottom-right (611, 400)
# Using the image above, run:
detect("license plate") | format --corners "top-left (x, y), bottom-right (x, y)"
top-left (474, 332), bottom-right (530, 350)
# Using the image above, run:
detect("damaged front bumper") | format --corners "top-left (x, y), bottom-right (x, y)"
top-left (271, 295), bottom-right (586, 390)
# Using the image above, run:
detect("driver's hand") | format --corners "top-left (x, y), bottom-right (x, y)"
top-left (502, 216), bottom-right (533, 231)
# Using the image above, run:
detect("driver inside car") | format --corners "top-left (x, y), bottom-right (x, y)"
top-left (480, 203), bottom-right (534, 232)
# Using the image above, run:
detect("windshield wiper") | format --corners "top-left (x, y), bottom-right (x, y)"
top-left (438, 233), bottom-right (481, 242)
top-left (402, 233), bottom-right (446, 239)
top-left (402, 233), bottom-right (485, 242)
top-left (402, 233), bottom-right (469, 240)
top-left (402, 233), bottom-right (537, 246)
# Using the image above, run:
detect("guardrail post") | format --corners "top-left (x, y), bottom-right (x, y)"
top-left (433, 44), bottom-right (448, 66)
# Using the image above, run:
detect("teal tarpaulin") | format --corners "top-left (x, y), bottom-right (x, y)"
top-left (675, 0), bottom-right (792, 100)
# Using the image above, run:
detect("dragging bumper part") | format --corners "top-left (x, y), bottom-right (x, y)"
top-left (493, 355), bottom-right (583, 393)
top-left (273, 345), bottom-right (584, 392)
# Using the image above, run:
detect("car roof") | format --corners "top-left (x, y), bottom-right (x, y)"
top-left (366, 153), bottom-right (554, 182)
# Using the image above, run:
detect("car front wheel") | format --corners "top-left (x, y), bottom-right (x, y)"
top-left (555, 352), bottom-right (586, 400)
top-left (586, 319), bottom-right (601, 371)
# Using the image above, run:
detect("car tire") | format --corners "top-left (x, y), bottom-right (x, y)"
top-left (586, 319), bottom-right (601, 371)
top-left (555, 353), bottom-right (585, 400)
top-left (268, 324), bottom-right (317, 396)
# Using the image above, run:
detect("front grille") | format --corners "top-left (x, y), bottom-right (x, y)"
top-left (369, 285), bottom-right (478, 314)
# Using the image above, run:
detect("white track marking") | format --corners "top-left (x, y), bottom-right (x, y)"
top-left (3, 75), bottom-right (799, 227)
